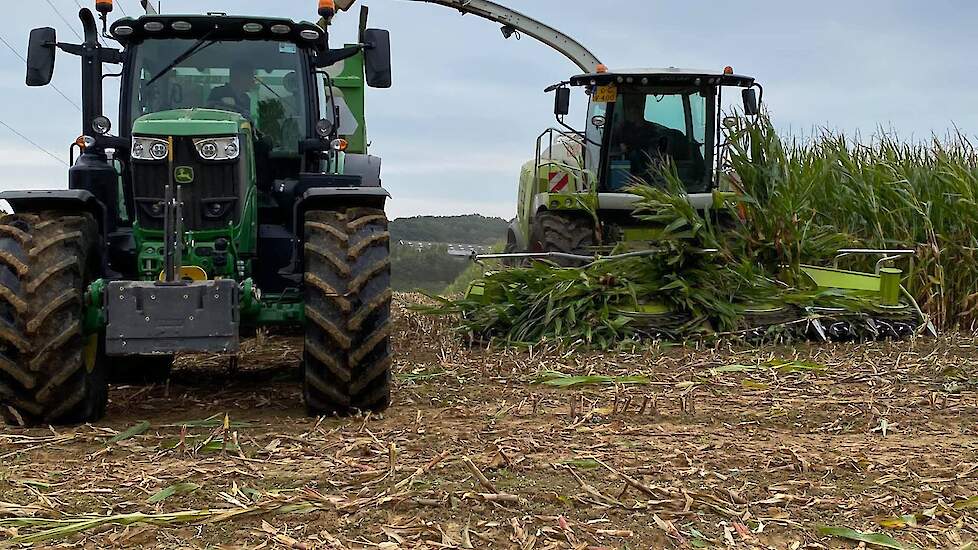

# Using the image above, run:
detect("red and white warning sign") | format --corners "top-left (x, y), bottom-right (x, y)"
top-left (549, 171), bottom-right (571, 193)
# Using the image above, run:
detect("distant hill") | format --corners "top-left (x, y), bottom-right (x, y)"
top-left (390, 215), bottom-right (509, 246)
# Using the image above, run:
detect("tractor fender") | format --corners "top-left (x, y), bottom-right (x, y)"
top-left (293, 186), bottom-right (390, 234)
top-left (0, 190), bottom-right (108, 235)
top-left (0, 189), bottom-right (109, 276)
top-left (342, 154), bottom-right (382, 187)
top-left (283, 186), bottom-right (391, 282)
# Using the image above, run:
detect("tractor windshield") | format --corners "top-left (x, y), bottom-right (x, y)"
top-left (128, 39), bottom-right (310, 154)
top-left (604, 88), bottom-right (711, 193)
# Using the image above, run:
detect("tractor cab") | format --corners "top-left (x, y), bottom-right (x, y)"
top-left (568, 67), bottom-right (759, 196)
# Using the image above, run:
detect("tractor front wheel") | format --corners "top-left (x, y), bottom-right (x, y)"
top-left (530, 211), bottom-right (595, 267)
top-left (0, 212), bottom-right (107, 426)
top-left (302, 207), bottom-right (392, 416)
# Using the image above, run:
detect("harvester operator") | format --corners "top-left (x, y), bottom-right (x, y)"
top-left (616, 94), bottom-right (706, 190)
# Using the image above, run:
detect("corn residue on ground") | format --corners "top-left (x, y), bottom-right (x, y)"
top-left (1, 294), bottom-right (976, 549)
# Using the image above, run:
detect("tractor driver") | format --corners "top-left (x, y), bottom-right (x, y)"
top-left (209, 60), bottom-right (257, 117)
top-left (615, 93), bottom-right (705, 190)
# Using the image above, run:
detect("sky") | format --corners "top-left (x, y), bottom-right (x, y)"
top-left (0, 0), bottom-right (976, 219)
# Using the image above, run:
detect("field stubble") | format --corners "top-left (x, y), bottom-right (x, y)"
top-left (1, 294), bottom-right (976, 549)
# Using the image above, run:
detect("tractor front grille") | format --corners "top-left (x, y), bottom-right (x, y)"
top-left (131, 136), bottom-right (242, 231)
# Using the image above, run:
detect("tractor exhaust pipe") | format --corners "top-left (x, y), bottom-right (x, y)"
top-left (78, 9), bottom-right (104, 139)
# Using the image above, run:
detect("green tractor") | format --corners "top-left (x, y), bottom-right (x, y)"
top-left (0, 1), bottom-right (394, 426)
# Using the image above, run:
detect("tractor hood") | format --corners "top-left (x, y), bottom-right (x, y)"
top-left (132, 109), bottom-right (250, 137)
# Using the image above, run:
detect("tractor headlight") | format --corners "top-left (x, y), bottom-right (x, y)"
top-left (132, 136), bottom-right (168, 161)
top-left (193, 137), bottom-right (239, 161)
top-left (199, 142), bottom-right (218, 159)
top-left (150, 142), bottom-right (169, 160)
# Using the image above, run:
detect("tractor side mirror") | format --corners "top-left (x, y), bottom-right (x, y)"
top-left (742, 88), bottom-right (759, 116)
top-left (362, 29), bottom-right (392, 89)
top-left (555, 87), bottom-right (571, 116)
top-left (26, 27), bottom-right (57, 87)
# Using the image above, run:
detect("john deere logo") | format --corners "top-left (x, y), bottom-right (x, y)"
top-left (174, 166), bottom-right (195, 184)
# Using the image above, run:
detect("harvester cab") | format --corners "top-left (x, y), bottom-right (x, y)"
top-left (509, 66), bottom-right (762, 258)
top-left (0, 1), bottom-right (396, 426)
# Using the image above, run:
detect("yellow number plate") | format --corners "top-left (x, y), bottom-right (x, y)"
top-left (594, 84), bottom-right (618, 103)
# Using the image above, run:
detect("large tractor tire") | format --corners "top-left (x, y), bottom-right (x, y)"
top-left (0, 212), bottom-right (107, 426)
top-left (108, 354), bottom-right (174, 385)
top-left (302, 207), bottom-right (392, 416)
top-left (530, 211), bottom-right (595, 267)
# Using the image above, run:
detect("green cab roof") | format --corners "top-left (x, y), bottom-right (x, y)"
top-left (132, 109), bottom-right (248, 137)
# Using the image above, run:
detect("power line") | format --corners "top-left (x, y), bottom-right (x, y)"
top-left (0, 32), bottom-right (81, 112)
top-left (117, 0), bottom-right (128, 16)
top-left (42, 0), bottom-right (84, 42)
top-left (0, 118), bottom-right (67, 166)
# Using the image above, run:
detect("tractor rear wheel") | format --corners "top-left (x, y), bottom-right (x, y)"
top-left (530, 211), bottom-right (595, 267)
top-left (0, 212), bottom-right (107, 426)
top-left (302, 207), bottom-right (392, 416)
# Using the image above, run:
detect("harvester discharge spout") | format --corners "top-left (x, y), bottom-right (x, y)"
top-left (401, 0), bottom-right (603, 72)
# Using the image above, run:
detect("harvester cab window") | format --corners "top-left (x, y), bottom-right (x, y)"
top-left (129, 39), bottom-right (309, 155)
top-left (605, 89), bottom-right (709, 193)
top-left (585, 101), bottom-right (607, 172)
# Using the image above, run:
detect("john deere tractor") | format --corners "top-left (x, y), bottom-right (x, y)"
top-left (0, 0), bottom-right (394, 426)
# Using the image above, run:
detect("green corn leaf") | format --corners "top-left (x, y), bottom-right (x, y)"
top-left (107, 421), bottom-right (151, 444)
top-left (147, 482), bottom-right (200, 504)
top-left (817, 526), bottom-right (917, 549)
top-left (953, 496), bottom-right (978, 510)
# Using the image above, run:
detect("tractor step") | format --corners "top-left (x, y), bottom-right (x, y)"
top-left (105, 280), bottom-right (240, 356)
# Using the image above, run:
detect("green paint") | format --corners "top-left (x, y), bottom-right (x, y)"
top-left (331, 49), bottom-right (367, 154)
top-left (879, 267), bottom-right (903, 306)
top-left (800, 265), bottom-right (882, 293)
top-left (132, 109), bottom-right (247, 137)
top-left (83, 279), bottom-right (107, 334)
top-left (621, 227), bottom-right (663, 241)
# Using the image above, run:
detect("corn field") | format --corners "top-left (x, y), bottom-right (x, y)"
top-left (729, 117), bottom-right (978, 331)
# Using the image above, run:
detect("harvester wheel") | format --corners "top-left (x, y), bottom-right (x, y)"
top-left (531, 211), bottom-right (595, 267)
top-left (302, 208), bottom-right (392, 416)
top-left (502, 231), bottom-right (524, 267)
top-left (0, 212), bottom-right (107, 426)
top-left (108, 354), bottom-right (174, 385)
